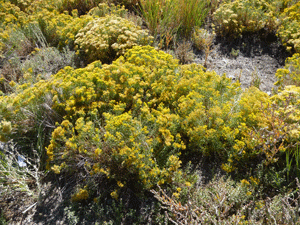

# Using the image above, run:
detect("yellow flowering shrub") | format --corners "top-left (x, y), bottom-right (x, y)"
top-left (115, 0), bottom-right (139, 9)
top-left (25, 8), bottom-right (91, 51)
top-left (50, 0), bottom-right (137, 16)
top-left (56, 13), bottom-right (93, 50)
top-left (0, 120), bottom-right (12, 142)
top-left (75, 15), bottom-right (153, 63)
top-left (7, 0), bottom-right (56, 13)
top-left (221, 87), bottom-right (271, 171)
top-left (0, 2), bottom-right (27, 28)
top-left (275, 53), bottom-right (300, 90)
top-left (277, 2), bottom-right (300, 53)
top-left (7, 0), bottom-right (31, 11)
top-left (212, 0), bottom-right (278, 37)
top-left (57, 3), bottom-right (136, 51)
top-left (19, 3), bottom-right (129, 52)
top-left (87, 3), bottom-right (128, 18)
top-left (29, 9), bottom-right (74, 47)
top-left (0, 1), bottom-right (29, 54)
top-left (46, 112), bottom-right (184, 191)
top-left (175, 65), bottom-right (243, 157)
top-left (2, 45), bottom-right (300, 199)
top-left (0, 47), bottom-right (187, 195)
top-left (71, 188), bottom-right (89, 202)
top-left (55, 0), bottom-right (102, 15)
top-left (245, 85), bottom-right (300, 168)
top-left (277, 0), bottom-right (300, 9)
top-left (0, 78), bottom-right (52, 143)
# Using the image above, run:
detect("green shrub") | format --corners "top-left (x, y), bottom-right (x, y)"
top-left (191, 27), bottom-right (215, 67)
top-left (174, 41), bottom-right (195, 64)
top-left (0, 22), bottom-right (77, 92)
top-left (0, 212), bottom-right (7, 225)
top-left (0, 27), bottom-right (33, 93)
top-left (21, 47), bottom-right (77, 83)
top-left (75, 15), bottom-right (153, 63)
top-left (0, 143), bottom-right (41, 196)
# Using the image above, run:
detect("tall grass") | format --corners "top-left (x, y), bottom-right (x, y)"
top-left (139, 0), bottom-right (210, 48)
top-left (178, 0), bottom-right (210, 37)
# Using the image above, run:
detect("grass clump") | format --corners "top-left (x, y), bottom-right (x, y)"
top-left (139, 0), bottom-right (210, 48)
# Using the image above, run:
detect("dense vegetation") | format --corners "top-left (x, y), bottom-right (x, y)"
top-left (1, 0), bottom-right (300, 224)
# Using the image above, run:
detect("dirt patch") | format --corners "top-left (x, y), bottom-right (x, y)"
top-left (193, 33), bottom-right (291, 94)
top-left (0, 189), bottom-right (35, 224)
top-left (0, 172), bottom-right (78, 225)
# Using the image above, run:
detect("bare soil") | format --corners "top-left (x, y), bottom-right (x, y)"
top-left (194, 33), bottom-right (291, 94)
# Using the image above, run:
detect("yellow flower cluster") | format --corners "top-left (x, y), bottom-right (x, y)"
top-left (88, 3), bottom-right (127, 18)
top-left (28, 8), bottom-right (74, 47)
top-left (271, 85), bottom-right (300, 138)
top-left (0, 1), bottom-right (29, 55)
top-left (212, 0), bottom-right (278, 37)
top-left (57, 14), bottom-right (93, 50)
top-left (13, 0), bottom-right (57, 13)
top-left (277, 2), bottom-right (300, 52)
top-left (275, 53), bottom-right (300, 90)
top-left (71, 188), bottom-right (89, 202)
top-left (75, 15), bottom-right (153, 63)
top-left (0, 120), bottom-right (12, 142)
top-left (0, 2), bottom-right (27, 28)
top-left (55, 0), bottom-right (101, 15)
